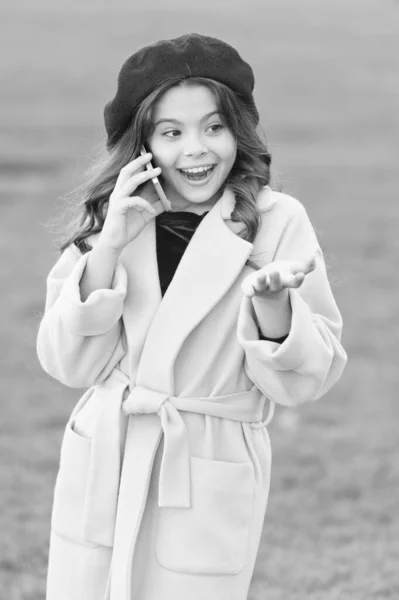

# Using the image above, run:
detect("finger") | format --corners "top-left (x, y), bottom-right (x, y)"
top-left (138, 200), bottom-right (165, 223)
top-left (291, 254), bottom-right (317, 276)
top-left (291, 272), bottom-right (305, 288)
top-left (268, 270), bottom-right (282, 292)
top-left (241, 275), bottom-right (258, 297)
top-left (151, 199), bottom-right (166, 217)
top-left (251, 272), bottom-right (268, 292)
top-left (115, 153), bottom-right (154, 188)
top-left (124, 196), bottom-right (157, 215)
top-left (119, 167), bottom-right (162, 196)
top-left (302, 254), bottom-right (317, 274)
top-left (280, 271), bottom-right (305, 289)
top-left (242, 269), bottom-right (273, 296)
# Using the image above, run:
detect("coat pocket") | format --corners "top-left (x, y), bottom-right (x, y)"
top-left (51, 417), bottom-right (98, 546)
top-left (51, 378), bottom-right (128, 548)
top-left (156, 456), bottom-right (255, 575)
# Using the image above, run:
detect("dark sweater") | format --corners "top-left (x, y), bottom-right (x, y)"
top-left (155, 211), bottom-right (288, 344)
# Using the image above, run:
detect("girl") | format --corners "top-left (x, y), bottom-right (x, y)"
top-left (37, 33), bottom-right (347, 600)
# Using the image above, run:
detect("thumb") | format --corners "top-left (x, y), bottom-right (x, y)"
top-left (292, 253), bottom-right (317, 275)
top-left (140, 200), bottom-right (165, 224)
top-left (303, 253), bottom-right (317, 273)
top-left (151, 200), bottom-right (166, 217)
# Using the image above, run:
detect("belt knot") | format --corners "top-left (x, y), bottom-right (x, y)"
top-left (122, 385), bottom-right (190, 508)
top-left (122, 385), bottom-right (170, 416)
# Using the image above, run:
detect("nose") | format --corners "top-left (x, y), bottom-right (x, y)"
top-left (183, 135), bottom-right (208, 157)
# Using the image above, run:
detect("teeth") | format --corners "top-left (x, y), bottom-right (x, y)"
top-left (180, 166), bottom-right (214, 174)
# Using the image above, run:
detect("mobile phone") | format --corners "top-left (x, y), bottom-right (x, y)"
top-left (140, 145), bottom-right (172, 212)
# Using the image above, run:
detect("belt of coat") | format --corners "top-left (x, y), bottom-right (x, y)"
top-left (115, 372), bottom-right (275, 509)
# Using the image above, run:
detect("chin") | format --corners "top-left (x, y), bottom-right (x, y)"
top-left (174, 180), bottom-right (225, 206)
top-left (182, 191), bottom-right (216, 204)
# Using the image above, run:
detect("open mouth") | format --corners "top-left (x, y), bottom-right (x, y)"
top-left (178, 165), bottom-right (216, 183)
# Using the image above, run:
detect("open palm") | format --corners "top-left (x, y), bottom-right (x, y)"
top-left (241, 255), bottom-right (317, 298)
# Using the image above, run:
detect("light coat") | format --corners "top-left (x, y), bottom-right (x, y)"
top-left (36, 185), bottom-right (347, 600)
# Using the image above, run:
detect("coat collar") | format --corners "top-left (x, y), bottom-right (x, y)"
top-left (119, 185), bottom-right (274, 393)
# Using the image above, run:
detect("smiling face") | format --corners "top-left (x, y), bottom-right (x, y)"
top-left (147, 83), bottom-right (237, 212)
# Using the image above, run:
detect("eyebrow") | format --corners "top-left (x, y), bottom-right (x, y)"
top-left (154, 110), bottom-right (221, 126)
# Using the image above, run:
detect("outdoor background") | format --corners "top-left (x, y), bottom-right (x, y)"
top-left (1, 0), bottom-right (398, 598)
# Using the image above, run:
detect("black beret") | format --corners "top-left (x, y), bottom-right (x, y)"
top-left (104, 33), bottom-right (258, 147)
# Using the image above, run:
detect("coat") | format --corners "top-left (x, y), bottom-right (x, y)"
top-left (36, 185), bottom-right (347, 600)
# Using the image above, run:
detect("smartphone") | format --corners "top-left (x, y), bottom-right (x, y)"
top-left (140, 145), bottom-right (172, 212)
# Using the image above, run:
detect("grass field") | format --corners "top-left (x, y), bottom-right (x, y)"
top-left (1, 0), bottom-right (398, 598)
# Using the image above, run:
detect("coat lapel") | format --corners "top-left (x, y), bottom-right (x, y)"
top-left (134, 187), bottom-right (254, 394)
top-left (118, 205), bottom-right (162, 374)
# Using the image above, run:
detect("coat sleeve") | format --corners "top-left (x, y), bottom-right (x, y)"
top-left (36, 244), bottom-right (128, 388)
top-left (237, 199), bottom-right (347, 407)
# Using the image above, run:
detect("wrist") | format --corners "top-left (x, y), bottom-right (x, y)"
top-left (251, 288), bottom-right (289, 304)
top-left (95, 239), bottom-right (123, 259)
top-left (251, 290), bottom-right (292, 338)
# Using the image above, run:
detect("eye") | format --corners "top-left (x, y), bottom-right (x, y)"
top-left (207, 123), bottom-right (224, 133)
top-left (163, 130), bottom-right (181, 138)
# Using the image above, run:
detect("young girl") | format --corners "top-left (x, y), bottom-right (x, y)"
top-left (37, 33), bottom-right (347, 600)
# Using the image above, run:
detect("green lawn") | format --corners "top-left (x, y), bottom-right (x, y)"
top-left (1, 0), bottom-right (398, 598)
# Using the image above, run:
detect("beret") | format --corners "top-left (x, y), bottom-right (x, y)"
top-left (104, 33), bottom-right (258, 147)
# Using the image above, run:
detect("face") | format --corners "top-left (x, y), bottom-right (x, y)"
top-left (147, 83), bottom-right (237, 212)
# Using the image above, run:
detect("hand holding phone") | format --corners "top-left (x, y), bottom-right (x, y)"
top-left (140, 146), bottom-right (172, 212)
top-left (100, 151), bottom-right (165, 252)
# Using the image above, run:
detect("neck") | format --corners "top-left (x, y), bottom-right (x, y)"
top-left (171, 204), bottom-right (213, 215)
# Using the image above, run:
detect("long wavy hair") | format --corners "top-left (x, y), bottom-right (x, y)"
top-left (55, 76), bottom-right (272, 254)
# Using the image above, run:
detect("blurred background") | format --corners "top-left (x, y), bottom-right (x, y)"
top-left (1, 0), bottom-right (398, 598)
